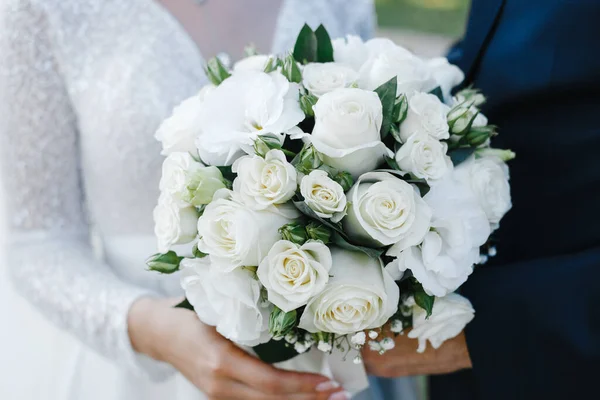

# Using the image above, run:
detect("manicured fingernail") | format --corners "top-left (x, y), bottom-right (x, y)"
top-left (316, 381), bottom-right (340, 392)
top-left (328, 391), bottom-right (351, 400)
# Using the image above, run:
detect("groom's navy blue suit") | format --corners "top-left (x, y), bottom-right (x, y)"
top-left (431, 0), bottom-right (600, 399)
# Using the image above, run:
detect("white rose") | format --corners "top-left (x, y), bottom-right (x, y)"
top-left (233, 55), bottom-right (271, 72)
top-left (359, 45), bottom-right (435, 95)
top-left (300, 170), bottom-right (347, 222)
top-left (454, 156), bottom-right (512, 225)
top-left (309, 88), bottom-right (392, 178)
top-left (181, 257), bottom-right (270, 346)
top-left (153, 193), bottom-right (199, 253)
top-left (257, 240), bottom-right (332, 312)
top-left (395, 133), bottom-right (453, 183)
top-left (344, 171), bottom-right (432, 248)
top-left (299, 247), bottom-right (399, 334)
top-left (232, 149), bottom-right (297, 210)
top-left (155, 85), bottom-right (215, 155)
top-left (197, 70), bottom-right (304, 166)
top-left (302, 62), bottom-right (358, 97)
top-left (426, 58), bottom-right (465, 104)
top-left (332, 35), bottom-right (369, 72)
top-left (399, 92), bottom-right (451, 142)
top-left (196, 189), bottom-right (298, 272)
top-left (408, 293), bottom-right (474, 353)
top-left (386, 176), bottom-right (491, 296)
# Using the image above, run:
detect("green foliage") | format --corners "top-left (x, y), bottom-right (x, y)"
top-left (204, 57), bottom-right (230, 86)
top-left (374, 77), bottom-right (398, 139)
top-left (146, 251), bottom-right (183, 274)
top-left (293, 24), bottom-right (335, 64)
top-left (269, 307), bottom-right (298, 338)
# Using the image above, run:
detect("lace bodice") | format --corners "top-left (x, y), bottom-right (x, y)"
top-left (0, 0), bottom-right (375, 379)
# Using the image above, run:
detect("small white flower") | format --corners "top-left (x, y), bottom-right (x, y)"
top-left (232, 149), bottom-right (298, 210)
top-left (284, 332), bottom-right (298, 344)
top-left (302, 62), bottom-right (358, 97)
top-left (350, 332), bottom-right (366, 346)
top-left (488, 246), bottom-right (497, 257)
top-left (368, 331), bottom-right (379, 340)
top-left (380, 337), bottom-right (395, 350)
top-left (300, 170), bottom-right (347, 222)
top-left (294, 342), bottom-right (309, 354)
top-left (353, 355), bottom-right (363, 365)
top-left (368, 340), bottom-right (381, 352)
top-left (390, 320), bottom-right (404, 333)
top-left (479, 254), bottom-right (489, 264)
top-left (318, 341), bottom-right (333, 353)
top-left (304, 332), bottom-right (316, 345)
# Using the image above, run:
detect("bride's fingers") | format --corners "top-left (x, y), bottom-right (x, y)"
top-left (226, 345), bottom-right (341, 395)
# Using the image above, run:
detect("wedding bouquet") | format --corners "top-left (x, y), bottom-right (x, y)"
top-left (149, 25), bottom-right (514, 368)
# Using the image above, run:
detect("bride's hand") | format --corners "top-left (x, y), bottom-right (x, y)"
top-left (128, 297), bottom-right (348, 400)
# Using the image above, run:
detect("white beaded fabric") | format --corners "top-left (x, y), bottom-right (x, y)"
top-left (0, 0), bottom-right (375, 390)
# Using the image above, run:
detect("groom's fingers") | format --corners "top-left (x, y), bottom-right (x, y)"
top-left (226, 344), bottom-right (340, 395)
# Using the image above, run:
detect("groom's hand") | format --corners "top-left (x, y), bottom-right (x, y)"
top-left (362, 331), bottom-right (472, 378)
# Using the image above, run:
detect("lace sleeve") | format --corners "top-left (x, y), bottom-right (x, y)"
top-left (0, 0), bottom-right (171, 381)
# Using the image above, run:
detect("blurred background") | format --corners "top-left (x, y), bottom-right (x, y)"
top-left (0, 0), bottom-right (470, 398)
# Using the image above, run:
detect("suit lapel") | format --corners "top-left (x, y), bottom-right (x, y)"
top-left (459, 0), bottom-right (506, 80)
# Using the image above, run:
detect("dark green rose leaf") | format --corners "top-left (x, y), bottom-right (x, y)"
top-left (314, 24), bottom-right (334, 63)
top-left (331, 232), bottom-right (385, 259)
top-left (293, 24), bottom-right (318, 64)
top-left (374, 77), bottom-right (398, 139)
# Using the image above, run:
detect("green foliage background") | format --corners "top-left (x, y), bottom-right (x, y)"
top-left (375, 0), bottom-right (471, 37)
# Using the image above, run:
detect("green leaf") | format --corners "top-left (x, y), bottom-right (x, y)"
top-left (389, 124), bottom-right (403, 144)
top-left (282, 54), bottom-right (303, 83)
top-left (374, 77), bottom-right (398, 139)
top-left (331, 232), bottom-right (384, 259)
top-left (393, 94), bottom-right (409, 124)
top-left (293, 24), bottom-right (318, 64)
top-left (385, 155), bottom-right (401, 171)
top-left (300, 93), bottom-right (318, 117)
top-left (449, 147), bottom-right (476, 166)
top-left (192, 243), bottom-right (208, 258)
top-left (332, 171), bottom-right (354, 192)
top-left (305, 221), bottom-right (332, 244)
top-left (146, 251), bottom-right (183, 274)
top-left (204, 57), bottom-right (231, 86)
top-left (253, 339), bottom-right (299, 364)
top-left (269, 307), bottom-right (298, 338)
top-left (279, 222), bottom-right (309, 245)
top-left (174, 298), bottom-right (194, 311)
top-left (413, 285), bottom-right (435, 318)
top-left (293, 201), bottom-right (344, 236)
top-left (429, 86), bottom-right (444, 103)
top-left (216, 165), bottom-right (236, 182)
top-left (263, 56), bottom-right (281, 73)
top-left (314, 25), bottom-right (334, 62)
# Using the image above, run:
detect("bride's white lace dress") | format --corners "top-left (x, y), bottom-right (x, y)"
top-left (0, 0), bottom-right (388, 399)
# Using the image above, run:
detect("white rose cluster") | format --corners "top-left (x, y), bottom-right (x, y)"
top-left (149, 28), bottom-right (512, 361)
